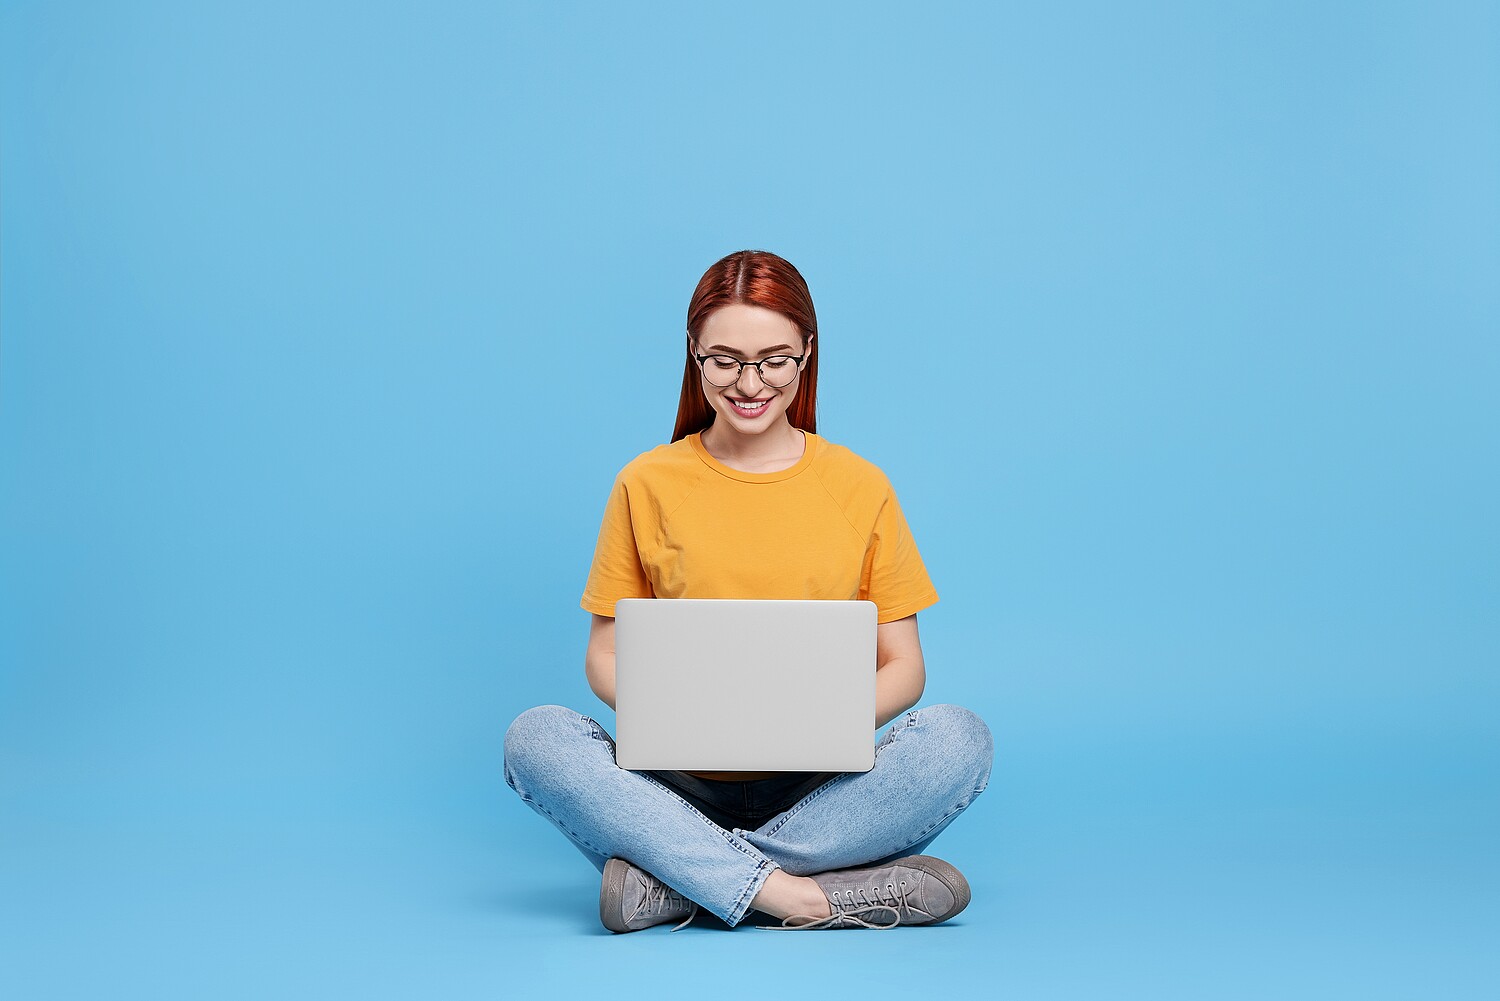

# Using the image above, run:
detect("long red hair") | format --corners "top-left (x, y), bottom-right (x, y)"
top-left (670, 250), bottom-right (819, 443)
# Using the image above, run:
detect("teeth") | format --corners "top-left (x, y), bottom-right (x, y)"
top-left (732, 399), bottom-right (768, 409)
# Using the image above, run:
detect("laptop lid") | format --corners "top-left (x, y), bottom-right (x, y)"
top-left (614, 598), bottom-right (877, 772)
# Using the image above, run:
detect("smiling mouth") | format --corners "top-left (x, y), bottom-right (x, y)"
top-left (727, 396), bottom-right (772, 413)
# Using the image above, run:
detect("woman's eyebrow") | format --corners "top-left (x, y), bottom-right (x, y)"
top-left (704, 343), bottom-right (795, 356)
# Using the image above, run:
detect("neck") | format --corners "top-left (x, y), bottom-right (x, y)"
top-left (701, 417), bottom-right (803, 463)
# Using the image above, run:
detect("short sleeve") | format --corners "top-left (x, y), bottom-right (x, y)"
top-left (580, 473), bottom-right (654, 616)
top-left (860, 483), bottom-right (939, 623)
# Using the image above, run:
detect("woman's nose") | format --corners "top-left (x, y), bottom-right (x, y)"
top-left (736, 365), bottom-right (766, 393)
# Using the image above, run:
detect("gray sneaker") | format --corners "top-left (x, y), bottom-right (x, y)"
top-left (600, 858), bottom-right (701, 933)
top-left (756, 855), bottom-right (971, 930)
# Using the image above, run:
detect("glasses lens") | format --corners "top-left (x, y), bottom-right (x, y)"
top-left (759, 356), bottom-right (800, 388)
top-left (701, 356), bottom-right (743, 387)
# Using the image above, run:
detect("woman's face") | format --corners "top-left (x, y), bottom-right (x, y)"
top-left (693, 303), bottom-right (810, 437)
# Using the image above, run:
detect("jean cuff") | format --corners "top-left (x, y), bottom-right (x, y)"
top-left (723, 857), bottom-right (779, 927)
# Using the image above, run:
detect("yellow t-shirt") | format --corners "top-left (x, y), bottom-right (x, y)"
top-left (581, 430), bottom-right (938, 622)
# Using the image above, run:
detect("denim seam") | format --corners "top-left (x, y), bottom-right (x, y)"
top-left (580, 714), bottom-right (770, 866)
top-left (638, 771), bottom-right (773, 865)
top-left (517, 777), bottom-right (768, 872)
top-left (513, 790), bottom-right (613, 861)
top-left (910, 769), bottom-right (992, 842)
top-left (757, 711), bottom-right (921, 839)
top-left (726, 857), bottom-right (776, 927)
top-left (900, 798), bottom-right (970, 851)
top-left (758, 770), bottom-right (856, 839)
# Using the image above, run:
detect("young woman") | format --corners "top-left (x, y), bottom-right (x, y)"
top-left (503, 250), bottom-right (993, 932)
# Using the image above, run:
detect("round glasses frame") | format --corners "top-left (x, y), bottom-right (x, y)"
top-left (690, 346), bottom-right (810, 389)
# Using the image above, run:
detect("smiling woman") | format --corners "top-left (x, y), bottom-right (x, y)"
top-left (502, 250), bottom-right (993, 935)
top-left (672, 253), bottom-right (819, 448)
top-left (687, 300), bottom-right (812, 468)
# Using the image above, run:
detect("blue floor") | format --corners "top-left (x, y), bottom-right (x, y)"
top-left (3, 716), bottom-right (1494, 1000)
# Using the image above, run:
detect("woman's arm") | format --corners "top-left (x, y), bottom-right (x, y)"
top-left (874, 613), bottom-right (927, 729)
top-left (585, 613), bottom-right (618, 710)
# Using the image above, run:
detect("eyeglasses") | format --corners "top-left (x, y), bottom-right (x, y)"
top-left (692, 349), bottom-right (809, 388)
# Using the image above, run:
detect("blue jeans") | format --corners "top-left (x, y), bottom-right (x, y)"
top-left (502, 703), bottom-right (993, 927)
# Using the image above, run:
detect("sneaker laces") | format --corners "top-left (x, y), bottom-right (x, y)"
top-left (756, 878), bottom-right (915, 931)
top-left (640, 877), bottom-right (700, 933)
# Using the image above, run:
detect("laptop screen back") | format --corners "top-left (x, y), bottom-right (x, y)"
top-left (614, 598), bottom-right (877, 772)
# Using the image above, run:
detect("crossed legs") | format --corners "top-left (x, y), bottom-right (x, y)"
top-left (503, 703), bottom-right (992, 927)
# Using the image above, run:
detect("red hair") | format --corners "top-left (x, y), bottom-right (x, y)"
top-left (671, 250), bottom-right (819, 443)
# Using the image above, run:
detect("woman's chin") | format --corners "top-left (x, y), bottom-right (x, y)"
top-left (720, 409), bottom-right (779, 430)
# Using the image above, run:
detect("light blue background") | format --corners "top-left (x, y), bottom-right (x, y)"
top-left (2, 1), bottom-right (1496, 998)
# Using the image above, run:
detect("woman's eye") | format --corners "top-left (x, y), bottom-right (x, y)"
top-left (763, 358), bottom-right (791, 369)
top-left (710, 358), bottom-right (739, 370)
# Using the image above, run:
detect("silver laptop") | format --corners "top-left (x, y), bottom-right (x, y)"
top-left (613, 598), bottom-right (878, 772)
